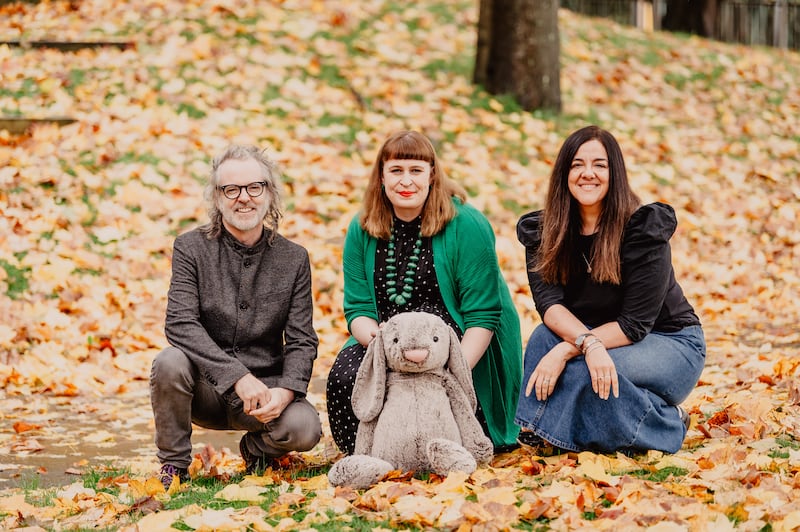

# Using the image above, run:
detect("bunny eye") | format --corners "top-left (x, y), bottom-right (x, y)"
top-left (433, 336), bottom-right (439, 342)
top-left (393, 337), bottom-right (399, 343)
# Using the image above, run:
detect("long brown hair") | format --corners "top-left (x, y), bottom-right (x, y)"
top-left (537, 126), bottom-right (640, 285)
top-left (360, 130), bottom-right (467, 239)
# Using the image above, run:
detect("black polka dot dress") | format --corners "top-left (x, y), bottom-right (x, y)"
top-left (326, 216), bottom-right (463, 455)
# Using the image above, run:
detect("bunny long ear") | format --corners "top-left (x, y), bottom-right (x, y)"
top-left (351, 329), bottom-right (387, 422)
top-left (447, 327), bottom-right (478, 411)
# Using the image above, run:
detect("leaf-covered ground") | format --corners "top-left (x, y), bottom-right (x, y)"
top-left (1, 0), bottom-right (799, 530)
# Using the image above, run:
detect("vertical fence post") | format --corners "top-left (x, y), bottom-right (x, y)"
top-left (635, 0), bottom-right (655, 31)
top-left (773, 0), bottom-right (789, 48)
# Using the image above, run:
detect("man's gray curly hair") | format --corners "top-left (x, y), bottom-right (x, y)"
top-left (200, 144), bottom-right (283, 243)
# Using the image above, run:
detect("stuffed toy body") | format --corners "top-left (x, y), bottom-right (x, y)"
top-left (328, 312), bottom-right (494, 489)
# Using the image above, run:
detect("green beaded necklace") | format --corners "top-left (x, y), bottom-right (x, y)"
top-left (385, 228), bottom-right (423, 306)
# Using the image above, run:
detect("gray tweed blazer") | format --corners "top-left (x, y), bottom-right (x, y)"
top-left (164, 226), bottom-right (318, 397)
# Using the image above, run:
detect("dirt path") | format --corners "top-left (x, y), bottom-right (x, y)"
top-left (1, 377), bottom-right (329, 489)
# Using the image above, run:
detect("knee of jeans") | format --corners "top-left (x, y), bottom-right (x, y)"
top-left (151, 347), bottom-right (192, 383)
top-left (272, 405), bottom-right (322, 451)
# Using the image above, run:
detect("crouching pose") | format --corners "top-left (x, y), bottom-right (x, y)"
top-left (515, 126), bottom-right (705, 454)
top-left (151, 145), bottom-right (321, 488)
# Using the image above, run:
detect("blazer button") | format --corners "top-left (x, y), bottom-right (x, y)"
top-left (233, 345), bottom-right (240, 353)
top-left (244, 259), bottom-right (252, 268)
top-left (239, 302), bottom-right (248, 310)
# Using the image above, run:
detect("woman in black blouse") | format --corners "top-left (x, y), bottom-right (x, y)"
top-left (515, 125), bottom-right (705, 454)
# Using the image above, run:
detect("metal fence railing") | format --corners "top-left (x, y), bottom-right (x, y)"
top-left (561, 0), bottom-right (800, 50)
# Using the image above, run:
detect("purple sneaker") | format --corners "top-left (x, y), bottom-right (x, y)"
top-left (159, 463), bottom-right (189, 490)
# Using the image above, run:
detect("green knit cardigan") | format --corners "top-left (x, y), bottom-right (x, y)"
top-left (341, 199), bottom-right (522, 447)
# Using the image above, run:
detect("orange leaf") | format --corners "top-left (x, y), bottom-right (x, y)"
top-left (698, 457), bottom-right (715, 469)
top-left (13, 421), bottom-right (42, 433)
top-left (95, 337), bottom-right (118, 357)
top-left (520, 458), bottom-right (544, 476)
top-left (706, 409), bottom-right (730, 427)
top-left (757, 375), bottom-right (775, 385)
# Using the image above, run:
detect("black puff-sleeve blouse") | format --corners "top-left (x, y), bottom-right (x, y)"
top-left (517, 202), bottom-right (701, 342)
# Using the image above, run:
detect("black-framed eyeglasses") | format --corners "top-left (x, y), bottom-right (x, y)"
top-left (217, 181), bottom-right (268, 200)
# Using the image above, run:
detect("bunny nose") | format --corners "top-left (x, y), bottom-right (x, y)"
top-left (403, 348), bottom-right (429, 363)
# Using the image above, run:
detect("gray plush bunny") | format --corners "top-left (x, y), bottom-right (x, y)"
top-left (328, 311), bottom-right (493, 489)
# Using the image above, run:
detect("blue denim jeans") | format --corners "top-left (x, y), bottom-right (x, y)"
top-left (515, 324), bottom-right (705, 454)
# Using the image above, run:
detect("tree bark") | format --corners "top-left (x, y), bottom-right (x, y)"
top-left (662, 0), bottom-right (717, 37)
top-left (474, 0), bottom-right (561, 113)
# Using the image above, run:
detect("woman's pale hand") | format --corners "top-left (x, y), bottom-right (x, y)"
top-left (585, 347), bottom-right (619, 399)
top-left (525, 342), bottom-right (570, 401)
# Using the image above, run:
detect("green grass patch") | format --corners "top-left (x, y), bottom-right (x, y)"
top-left (0, 78), bottom-right (40, 99)
top-left (769, 436), bottom-right (799, 458)
top-left (775, 436), bottom-right (799, 450)
top-left (73, 267), bottom-right (104, 276)
top-left (64, 68), bottom-right (88, 96)
top-left (421, 56), bottom-right (473, 81)
top-left (164, 477), bottom-right (261, 512)
top-left (0, 257), bottom-right (31, 299)
top-left (315, 62), bottom-right (350, 89)
top-left (82, 466), bottom-right (132, 495)
top-left (627, 466), bottom-right (688, 482)
top-left (663, 71), bottom-right (689, 90)
top-left (25, 487), bottom-right (60, 508)
top-left (501, 198), bottom-right (529, 216)
top-left (640, 48), bottom-right (665, 66)
top-left (314, 514), bottom-right (404, 531)
top-left (80, 194), bottom-right (99, 226)
top-left (176, 102), bottom-right (207, 119)
top-left (114, 151), bottom-right (162, 166)
top-left (426, 1), bottom-right (465, 24)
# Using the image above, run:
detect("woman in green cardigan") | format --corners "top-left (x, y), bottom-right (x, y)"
top-left (326, 130), bottom-right (522, 454)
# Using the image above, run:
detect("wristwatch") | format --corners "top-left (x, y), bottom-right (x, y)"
top-left (574, 333), bottom-right (596, 353)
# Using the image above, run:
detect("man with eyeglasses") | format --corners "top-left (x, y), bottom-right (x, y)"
top-left (150, 144), bottom-right (322, 489)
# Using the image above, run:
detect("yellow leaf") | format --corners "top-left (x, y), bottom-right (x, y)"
top-left (145, 477), bottom-right (167, 496)
top-left (296, 473), bottom-right (329, 492)
top-left (214, 484), bottom-right (270, 503)
top-left (478, 485), bottom-right (518, 505)
top-left (574, 456), bottom-right (614, 484)
top-left (435, 469), bottom-right (471, 494)
top-left (126, 478), bottom-right (149, 499)
top-left (392, 494), bottom-right (443, 526)
top-left (0, 494), bottom-right (37, 515)
top-left (776, 510), bottom-right (800, 532)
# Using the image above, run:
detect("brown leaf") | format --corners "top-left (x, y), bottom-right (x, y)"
top-left (128, 496), bottom-right (164, 515)
top-left (333, 486), bottom-right (358, 501)
top-left (789, 379), bottom-right (800, 406)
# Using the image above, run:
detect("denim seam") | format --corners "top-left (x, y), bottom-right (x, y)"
top-left (625, 402), bottom-right (653, 449)
top-left (514, 401), bottom-right (580, 452)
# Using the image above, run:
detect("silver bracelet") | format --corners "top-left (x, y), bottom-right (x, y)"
top-left (583, 338), bottom-right (604, 353)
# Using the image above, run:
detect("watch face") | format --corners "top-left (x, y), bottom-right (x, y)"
top-left (576, 333), bottom-right (592, 349)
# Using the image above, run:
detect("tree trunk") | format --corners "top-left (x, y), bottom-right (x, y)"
top-left (662, 0), bottom-right (717, 37)
top-left (474, 0), bottom-right (561, 113)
